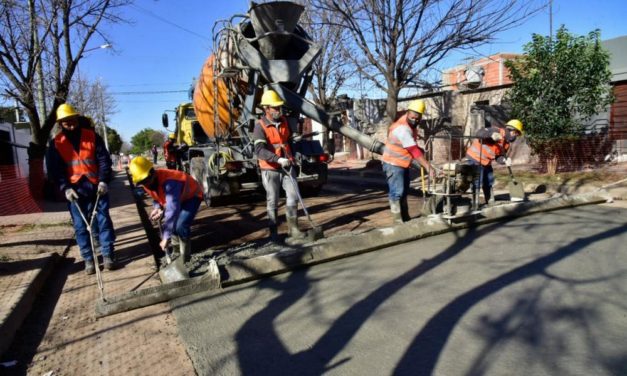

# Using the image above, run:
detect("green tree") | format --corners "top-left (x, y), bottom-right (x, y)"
top-left (106, 127), bottom-right (123, 155)
top-left (505, 27), bottom-right (613, 174)
top-left (130, 128), bottom-right (163, 155)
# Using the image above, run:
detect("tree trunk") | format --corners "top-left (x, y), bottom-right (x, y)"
top-left (27, 142), bottom-right (46, 200)
top-left (546, 154), bottom-right (558, 175)
top-left (385, 91), bottom-right (398, 125)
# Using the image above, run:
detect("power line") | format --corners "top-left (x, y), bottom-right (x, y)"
top-left (111, 90), bottom-right (188, 96)
top-left (130, 4), bottom-right (209, 42)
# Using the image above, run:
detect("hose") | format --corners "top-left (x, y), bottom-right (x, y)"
top-left (207, 149), bottom-right (234, 175)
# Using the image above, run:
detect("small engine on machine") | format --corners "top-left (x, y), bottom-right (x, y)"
top-left (422, 159), bottom-right (479, 221)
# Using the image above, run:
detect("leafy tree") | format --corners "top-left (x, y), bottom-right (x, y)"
top-left (106, 127), bottom-right (123, 155)
top-left (130, 128), bottom-right (164, 155)
top-left (312, 0), bottom-right (543, 123)
top-left (505, 27), bottom-right (613, 174)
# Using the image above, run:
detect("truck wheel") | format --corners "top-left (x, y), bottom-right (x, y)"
top-left (190, 157), bottom-right (212, 207)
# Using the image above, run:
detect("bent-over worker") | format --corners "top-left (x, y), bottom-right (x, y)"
top-left (129, 156), bottom-right (203, 262)
top-left (465, 119), bottom-right (524, 205)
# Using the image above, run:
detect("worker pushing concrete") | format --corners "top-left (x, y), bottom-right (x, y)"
top-left (465, 119), bottom-right (524, 205)
top-left (129, 156), bottom-right (203, 262)
top-left (253, 89), bottom-right (307, 243)
top-left (382, 99), bottom-right (439, 224)
top-left (46, 103), bottom-right (118, 274)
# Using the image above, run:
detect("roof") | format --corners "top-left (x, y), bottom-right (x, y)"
top-left (602, 35), bottom-right (627, 82)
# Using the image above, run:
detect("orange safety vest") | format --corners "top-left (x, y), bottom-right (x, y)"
top-left (382, 115), bottom-right (418, 169)
top-left (164, 140), bottom-right (177, 163)
top-left (54, 128), bottom-right (99, 184)
top-left (142, 169), bottom-right (203, 207)
top-left (466, 127), bottom-right (509, 166)
top-left (257, 116), bottom-right (293, 170)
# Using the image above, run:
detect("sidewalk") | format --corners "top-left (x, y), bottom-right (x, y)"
top-left (0, 172), bottom-right (194, 375)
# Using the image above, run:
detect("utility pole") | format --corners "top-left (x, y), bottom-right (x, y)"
top-left (549, 0), bottom-right (553, 42)
top-left (97, 81), bottom-right (110, 151)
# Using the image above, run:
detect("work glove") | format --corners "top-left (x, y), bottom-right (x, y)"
top-left (505, 157), bottom-right (512, 167)
top-left (491, 132), bottom-right (503, 142)
top-left (97, 182), bottom-right (108, 195)
top-left (277, 158), bottom-right (291, 168)
top-left (64, 188), bottom-right (79, 202)
top-left (150, 207), bottom-right (164, 222)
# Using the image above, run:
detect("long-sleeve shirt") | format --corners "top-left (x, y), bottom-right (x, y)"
top-left (252, 116), bottom-right (294, 162)
top-left (152, 179), bottom-right (184, 240)
top-left (46, 126), bottom-right (112, 197)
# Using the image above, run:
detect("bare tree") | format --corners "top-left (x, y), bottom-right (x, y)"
top-left (0, 0), bottom-right (130, 196)
top-left (300, 5), bottom-right (353, 154)
top-left (312, 0), bottom-right (544, 123)
top-left (69, 74), bottom-right (117, 141)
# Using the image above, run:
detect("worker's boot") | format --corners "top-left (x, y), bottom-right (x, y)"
top-left (389, 200), bottom-right (403, 224)
top-left (267, 209), bottom-right (280, 243)
top-left (286, 206), bottom-right (306, 240)
top-left (486, 188), bottom-right (495, 206)
top-left (400, 198), bottom-right (411, 221)
top-left (84, 259), bottom-right (95, 275)
top-left (103, 254), bottom-right (118, 271)
top-left (179, 238), bottom-right (191, 263)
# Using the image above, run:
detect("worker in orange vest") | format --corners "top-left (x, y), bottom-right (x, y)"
top-left (465, 119), bottom-right (524, 205)
top-left (46, 103), bottom-right (117, 274)
top-left (164, 133), bottom-right (178, 169)
top-left (382, 99), bottom-right (438, 224)
top-left (129, 156), bottom-right (203, 262)
top-left (253, 90), bottom-right (306, 243)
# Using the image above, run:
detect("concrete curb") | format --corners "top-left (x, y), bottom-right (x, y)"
top-left (221, 191), bottom-right (611, 285)
top-left (0, 252), bottom-right (59, 357)
top-left (93, 191), bottom-right (612, 317)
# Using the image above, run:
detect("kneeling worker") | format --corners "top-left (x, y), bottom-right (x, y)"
top-left (382, 99), bottom-right (438, 224)
top-left (129, 156), bottom-right (203, 261)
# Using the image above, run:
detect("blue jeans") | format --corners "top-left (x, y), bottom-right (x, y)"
top-left (383, 162), bottom-right (410, 202)
top-left (467, 158), bottom-right (494, 202)
top-left (174, 197), bottom-right (201, 239)
top-left (68, 193), bottom-right (115, 261)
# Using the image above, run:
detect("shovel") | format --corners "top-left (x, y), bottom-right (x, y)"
top-left (156, 219), bottom-right (189, 283)
top-left (507, 165), bottom-right (525, 202)
top-left (73, 194), bottom-right (106, 302)
top-left (282, 166), bottom-right (324, 241)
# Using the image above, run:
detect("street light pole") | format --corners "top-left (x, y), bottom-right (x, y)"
top-left (80, 43), bottom-right (112, 151)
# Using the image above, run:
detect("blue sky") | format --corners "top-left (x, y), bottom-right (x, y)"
top-left (78, 0), bottom-right (627, 143)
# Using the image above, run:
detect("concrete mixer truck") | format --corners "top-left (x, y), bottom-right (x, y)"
top-left (163, 1), bottom-right (394, 204)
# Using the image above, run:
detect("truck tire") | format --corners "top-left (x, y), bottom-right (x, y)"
top-left (190, 156), bottom-right (212, 207)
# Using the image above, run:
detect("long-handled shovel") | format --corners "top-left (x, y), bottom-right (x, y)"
top-left (282, 166), bottom-right (324, 241)
top-left (73, 194), bottom-right (106, 302)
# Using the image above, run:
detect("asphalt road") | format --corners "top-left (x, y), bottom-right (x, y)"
top-left (172, 203), bottom-right (627, 376)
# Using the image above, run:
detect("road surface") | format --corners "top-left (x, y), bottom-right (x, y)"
top-left (172, 203), bottom-right (627, 375)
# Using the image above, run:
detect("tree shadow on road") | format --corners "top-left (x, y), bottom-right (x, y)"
top-left (230, 207), bottom-right (627, 375)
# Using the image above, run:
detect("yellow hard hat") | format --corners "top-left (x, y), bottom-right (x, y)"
top-left (407, 99), bottom-right (425, 114)
top-left (259, 90), bottom-right (284, 107)
top-left (506, 119), bottom-right (524, 134)
top-left (129, 156), bottom-right (154, 184)
top-left (168, 133), bottom-right (176, 140)
top-left (56, 103), bottom-right (79, 122)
